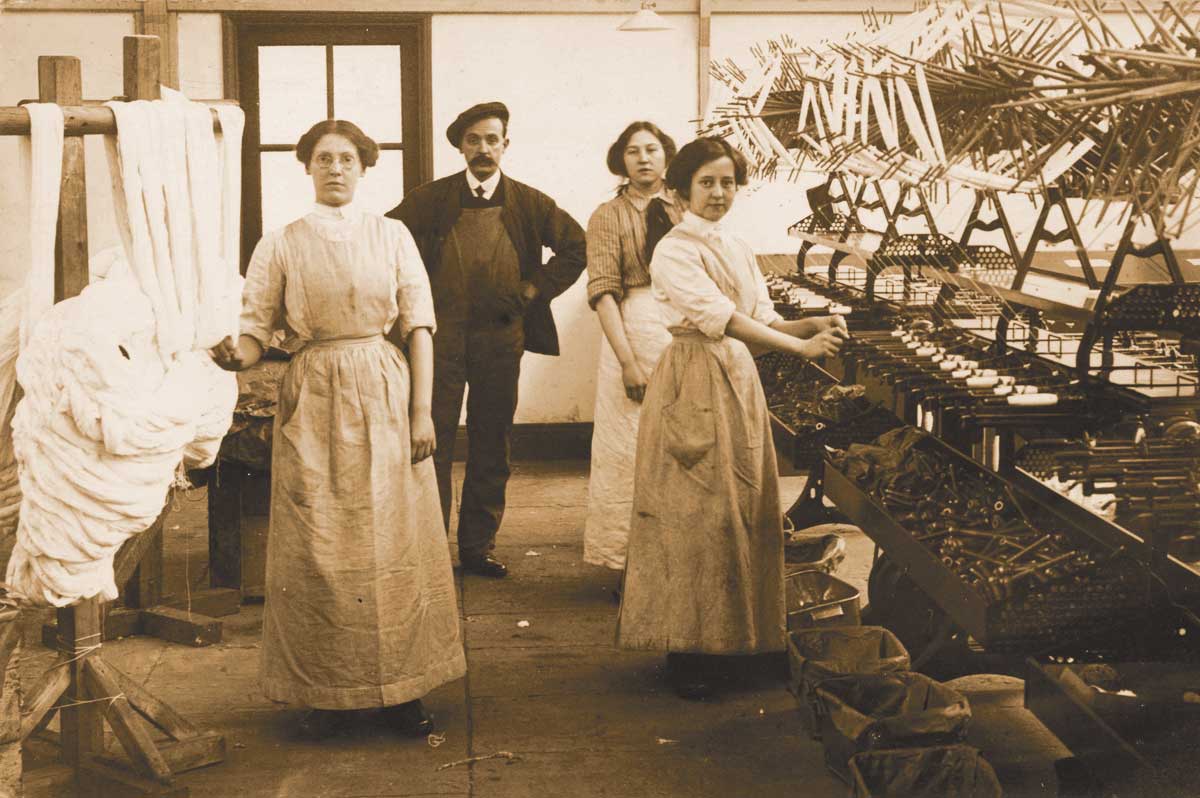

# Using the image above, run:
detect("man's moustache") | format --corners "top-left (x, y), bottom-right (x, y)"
top-left (471, 156), bottom-right (494, 165)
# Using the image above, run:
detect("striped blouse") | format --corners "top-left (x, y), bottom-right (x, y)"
top-left (585, 188), bottom-right (683, 308)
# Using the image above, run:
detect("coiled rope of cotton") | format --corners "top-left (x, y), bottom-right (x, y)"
top-left (5, 96), bottom-right (244, 607)
top-left (0, 104), bottom-right (64, 541)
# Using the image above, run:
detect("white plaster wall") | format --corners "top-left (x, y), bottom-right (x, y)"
top-left (0, 13), bottom-right (135, 296)
top-left (432, 14), bottom-right (698, 424)
top-left (177, 13), bottom-right (225, 99)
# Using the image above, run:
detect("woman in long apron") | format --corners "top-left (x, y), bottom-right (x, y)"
top-left (616, 137), bottom-right (848, 699)
top-left (583, 121), bottom-right (681, 576)
top-left (212, 120), bottom-right (465, 738)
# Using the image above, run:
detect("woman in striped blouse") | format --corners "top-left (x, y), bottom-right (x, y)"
top-left (583, 121), bottom-right (682, 579)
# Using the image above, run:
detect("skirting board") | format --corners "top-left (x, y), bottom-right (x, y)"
top-left (454, 422), bottom-right (592, 461)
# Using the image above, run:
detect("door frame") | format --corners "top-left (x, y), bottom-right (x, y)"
top-left (224, 13), bottom-right (433, 268)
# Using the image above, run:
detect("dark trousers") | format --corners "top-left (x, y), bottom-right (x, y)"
top-left (431, 322), bottom-right (522, 559)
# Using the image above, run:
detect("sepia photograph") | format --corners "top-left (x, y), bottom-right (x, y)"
top-left (0, 0), bottom-right (1198, 795)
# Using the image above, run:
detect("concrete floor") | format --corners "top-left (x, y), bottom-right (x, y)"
top-left (19, 461), bottom-right (1068, 797)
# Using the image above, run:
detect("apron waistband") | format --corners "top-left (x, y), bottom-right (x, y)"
top-left (669, 327), bottom-right (715, 341)
top-left (303, 333), bottom-right (385, 350)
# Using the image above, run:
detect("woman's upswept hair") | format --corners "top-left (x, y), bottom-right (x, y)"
top-left (664, 137), bottom-right (748, 199)
top-left (295, 119), bottom-right (380, 170)
top-left (606, 121), bottom-right (677, 187)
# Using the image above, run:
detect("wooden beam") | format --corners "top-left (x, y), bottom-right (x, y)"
top-left (3, 0), bottom-right (924, 12)
top-left (124, 35), bottom-right (164, 102)
top-left (140, 608), bottom-right (221, 647)
top-left (19, 664), bottom-right (69, 742)
top-left (0, 104), bottom-right (230, 137)
top-left (56, 600), bottom-right (104, 770)
top-left (38, 56), bottom-right (89, 303)
top-left (0, 0), bottom-right (1178, 10)
top-left (82, 660), bottom-right (173, 784)
top-left (103, 665), bottom-right (198, 742)
top-left (698, 0), bottom-right (711, 124)
top-left (220, 15), bottom-right (239, 101)
top-left (137, 0), bottom-right (179, 90)
top-left (77, 758), bottom-right (189, 798)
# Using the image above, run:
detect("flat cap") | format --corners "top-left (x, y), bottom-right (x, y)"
top-left (446, 101), bottom-right (509, 147)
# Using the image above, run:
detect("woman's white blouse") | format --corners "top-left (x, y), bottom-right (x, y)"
top-left (648, 211), bottom-right (782, 339)
top-left (239, 201), bottom-right (435, 347)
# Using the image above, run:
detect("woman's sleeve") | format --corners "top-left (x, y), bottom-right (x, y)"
top-left (585, 202), bottom-right (624, 308)
top-left (748, 241), bottom-right (784, 327)
top-left (650, 237), bottom-right (735, 339)
top-left (393, 220), bottom-right (437, 340)
top-left (238, 230), bottom-right (285, 349)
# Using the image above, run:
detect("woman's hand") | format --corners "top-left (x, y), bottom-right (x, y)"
top-left (410, 410), bottom-right (437, 464)
top-left (795, 327), bottom-right (848, 360)
top-left (820, 314), bottom-right (849, 335)
top-left (620, 360), bottom-right (649, 403)
top-left (211, 335), bottom-right (248, 371)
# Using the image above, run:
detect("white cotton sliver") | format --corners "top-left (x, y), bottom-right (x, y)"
top-left (106, 102), bottom-right (174, 362)
top-left (8, 278), bottom-right (174, 605)
top-left (136, 103), bottom-right (186, 360)
top-left (159, 97), bottom-right (198, 351)
top-left (8, 94), bottom-right (241, 608)
top-left (2, 106), bottom-right (64, 541)
top-left (183, 103), bottom-right (224, 348)
top-left (19, 104), bottom-right (64, 350)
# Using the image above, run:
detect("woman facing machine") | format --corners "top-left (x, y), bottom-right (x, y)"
top-left (616, 137), bottom-right (849, 699)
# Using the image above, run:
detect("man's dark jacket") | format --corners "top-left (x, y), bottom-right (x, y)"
top-left (387, 171), bottom-right (586, 356)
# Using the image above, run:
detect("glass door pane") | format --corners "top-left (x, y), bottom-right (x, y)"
top-left (333, 45), bottom-right (403, 143)
top-left (258, 45), bottom-right (327, 145)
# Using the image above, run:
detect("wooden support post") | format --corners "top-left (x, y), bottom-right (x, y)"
top-left (138, 0), bottom-right (179, 91)
top-left (698, 0), bottom-right (712, 124)
top-left (56, 599), bottom-right (105, 769)
top-left (38, 56), bottom-right (89, 306)
top-left (124, 35), bottom-right (164, 102)
top-left (38, 53), bottom-right (106, 774)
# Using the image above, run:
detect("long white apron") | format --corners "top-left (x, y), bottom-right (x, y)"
top-left (260, 218), bottom-right (465, 709)
top-left (583, 287), bottom-right (670, 570)
top-left (616, 224), bottom-right (786, 655)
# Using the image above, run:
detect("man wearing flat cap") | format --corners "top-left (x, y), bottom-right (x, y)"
top-left (388, 101), bottom-right (586, 578)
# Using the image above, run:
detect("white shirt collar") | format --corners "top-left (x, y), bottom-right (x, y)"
top-left (312, 200), bottom-right (360, 221)
top-left (466, 169), bottom-right (502, 200)
top-left (682, 209), bottom-right (724, 235)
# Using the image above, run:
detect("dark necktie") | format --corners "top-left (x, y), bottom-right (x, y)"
top-left (475, 186), bottom-right (486, 198)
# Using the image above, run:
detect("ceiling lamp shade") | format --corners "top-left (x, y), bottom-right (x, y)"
top-left (619, 2), bottom-right (672, 32)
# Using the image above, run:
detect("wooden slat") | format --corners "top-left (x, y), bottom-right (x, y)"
top-left (162, 588), bottom-right (241, 619)
top-left (155, 734), bottom-right (225, 774)
top-left (103, 660), bottom-right (198, 742)
top-left (20, 665), bottom-right (70, 741)
top-left (38, 55), bottom-right (89, 304)
top-left (78, 757), bottom-right (188, 798)
top-left (0, 0), bottom-right (1178, 10)
top-left (82, 659), bottom-right (173, 784)
top-left (699, 0), bottom-right (712, 121)
top-left (56, 599), bottom-right (104, 768)
top-left (0, 619), bottom-right (20, 678)
top-left (140, 608), bottom-right (221, 648)
top-left (137, 0), bottom-right (178, 90)
top-left (112, 516), bottom-right (164, 590)
top-left (0, 105), bottom-right (229, 137)
top-left (124, 35), bottom-right (163, 103)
